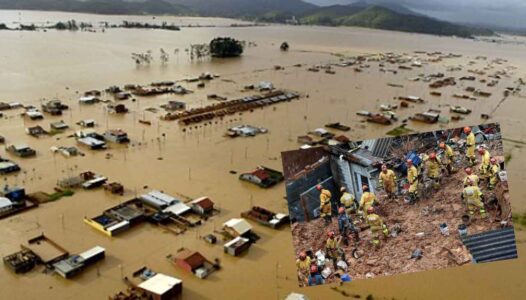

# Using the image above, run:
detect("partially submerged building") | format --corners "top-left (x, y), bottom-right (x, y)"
top-left (0, 159), bottom-right (21, 174)
top-left (42, 100), bottom-right (68, 115)
top-left (222, 218), bottom-right (260, 243)
top-left (137, 273), bottom-right (183, 300)
top-left (172, 248), bottom-right (217, 279)
top-left (190, 197), bottom-right (214, 216)
top-left (53, 246), bottom-right (105, 279)
top-left (104, 129), bottom-right (130, 144)
top-left (7, 144), bottom-right (36, 158)
top-left (241, 206), bottom-right (289, 229)
top-left (84, 199), bottom-right (145, 237)
top-left (239, 166), bottom-right (284, 188)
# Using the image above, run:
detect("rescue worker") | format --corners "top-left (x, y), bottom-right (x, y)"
top-left (478, 147), bottom-right (491, 184)
top-left (358, 185), bottom-right (376, 216)
top-left (425, 152), bottom-right (442, 190)
top-left (337, 207), bottom-right (359, 246)
top-left (461, 178), bottom-right (487, 218)
top-left (365, 207), bottom-right (389, 247)
top-left (296, 251), bottom-right (311, 284)
top-left (465, 127), bottom-right (477, 166)
top-left (325, 231), bottom-right (342, 269)
top-left (378, 164), bottom-right (397, 199)
top-left (488, 157), bottom-right (501, 190)
top-left (339, 187), bottom-right (356, 214)
top-left (317, 185), bottom-right (332, 225)
top-left (406, 159), bottom-right (419, 203)
top-left (308, 265), bottom-right (324, 286)
top-left (463, 167), bottom-right (479, 187)
top-left (439, 142), bottom-right (455, 174)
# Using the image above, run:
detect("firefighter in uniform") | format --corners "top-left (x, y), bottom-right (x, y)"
top-left (439, 142), bottom-right (455, 174)
top-left (478, 147), bottom-right (491, 184)
top-left (488, 157), bottom-right (501, 190)
top-left (465, 127), bottom-right (477, 166)
top-left (461, 178), bottom-right (487, 218)
top-left (339, 187), bottom-right (356, 214)
top-left (366, 207), bottom-right (388, 247)
top-left (296, 251), bottom-right (311, 285)
top-left (463, 167), bottom-right (479, 187)
top-left (325, 231), bottom-right (342, 269)
top-left (358, 185), bottom-right (376, 216)
top-left (406, 159), bottom-right (419, 203)
top-left (378, 164), bottom-right (397, 199)
top-left (317, 185), bottom-right (332, 225)
top-left (425, 152), bottom-right (442, 190)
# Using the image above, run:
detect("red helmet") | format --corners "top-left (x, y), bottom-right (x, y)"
top-left (367, 206), bottom-right (375, 214)
top-left (406, 159), bottom-right (413, 165)
top-left (439, 142), bottom-right (446, 149)
top-left (464, 127), bottom-right (471, 134)
top-left (338, 207), bottom-right (345, 214)
top-left (362, 184), bottom-right (369, 191)
top-left (429, 153), bottom-right (437, 160)
top-left (490, 157), bottom-right (497, 164)
top-left (299, 251), bottom-right (307, 260)
top-left (310, 265), bottom-right (318, 273)
top-left (465, 167), bottom-right (472, 175)
top-left (328, 231), bottom-right (335, 238)
top-left (316, 185), bottom-right (322, 191)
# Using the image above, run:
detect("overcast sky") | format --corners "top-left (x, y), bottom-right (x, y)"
top-left (305, 0), bottom-right (526, 29)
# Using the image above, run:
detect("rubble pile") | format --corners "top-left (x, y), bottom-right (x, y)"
top-left (292, 144), bottom-right (506, 282)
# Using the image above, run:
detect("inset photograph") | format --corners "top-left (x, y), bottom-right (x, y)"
top-left (282, 123), bottom-right (517, 287)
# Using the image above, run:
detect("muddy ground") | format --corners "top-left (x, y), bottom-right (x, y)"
top-left (292, 143), bottom-right (509, 283)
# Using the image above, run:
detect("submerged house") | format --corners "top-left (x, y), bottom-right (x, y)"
top-left (137, 273), bottom-right (182, 300)
top-left (190, 197), bottom-right (214, 216)
top-left (172, 248), bottom-right (216, 279)
top-left (0, 160), bottom-right (21, 174)
top-left (52, 246), bottom-right (105, 279)
top-left (103, 129), bottom-right (130, 144)
top-left (42, 100), bottom-right (68, 115)
top-left (239, 166), bottom-right (284, 188)
top-left (7, 144), bottom-right (36, 158)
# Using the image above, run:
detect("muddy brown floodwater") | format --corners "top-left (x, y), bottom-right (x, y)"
top-left (0, 9), bottom-right (525, 300)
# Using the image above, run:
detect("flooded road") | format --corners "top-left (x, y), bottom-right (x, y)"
top-left (0, 10), bottom-right (525, 300)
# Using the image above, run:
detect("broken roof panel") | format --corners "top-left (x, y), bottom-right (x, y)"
top-left (462, 227), bottom-right (518, 263)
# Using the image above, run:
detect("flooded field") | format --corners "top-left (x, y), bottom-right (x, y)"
top-left (0, 10), bottom-right (525, 300)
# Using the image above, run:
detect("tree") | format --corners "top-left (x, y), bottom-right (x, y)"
top-left (209, 37), bottom-right (244, 58)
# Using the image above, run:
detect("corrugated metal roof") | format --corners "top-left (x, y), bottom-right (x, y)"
top-left (361, 137), bottom-right (392, 158)
top-left (461, 227), bottom-right (518, 263)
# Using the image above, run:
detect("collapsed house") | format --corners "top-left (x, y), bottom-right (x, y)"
top-left (283, 139), bottom-right (389, 222)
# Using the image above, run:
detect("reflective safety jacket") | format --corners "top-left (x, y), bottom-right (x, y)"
top-left (379, 169), bottom-right (397, 187)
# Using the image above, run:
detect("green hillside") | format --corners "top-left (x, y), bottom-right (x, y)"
top-left (301, 5), bottom-right (493, 38)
